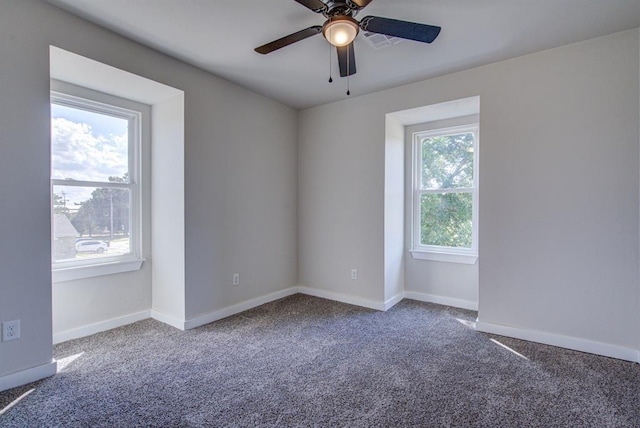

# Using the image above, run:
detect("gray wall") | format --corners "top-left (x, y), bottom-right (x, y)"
top-left (477, 30), bottom-right (639, 350)
top-left (299, 29), bottom-right (640, 351)
top-left (0, 0), bottom-right (297, 378)
top-left (298, 98), bottom-right (386, 304)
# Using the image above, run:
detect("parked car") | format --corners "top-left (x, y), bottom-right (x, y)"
top-left (75, 240), bottom-right (108, 254)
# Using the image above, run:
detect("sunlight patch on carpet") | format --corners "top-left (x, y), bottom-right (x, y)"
top-left (490, 339), bottom-right (529, 360)
top-left (0, 389), bottom-right (34, 415)
top-left (56, 352), bottom-right (85, 372)
top-left (455, 318), bottom-right (476, 329)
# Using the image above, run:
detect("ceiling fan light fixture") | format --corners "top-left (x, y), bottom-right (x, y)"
top-left (323, 16), bottom-right (359, 47)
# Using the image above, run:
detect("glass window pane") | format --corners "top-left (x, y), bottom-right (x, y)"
top-left (52, 185), bottom-right (131, 262)
top-left (51, 104), bottom-right (129, 183)
top-left (420, 192), bottom-right (472, 248)
top-left (421, 132), bottom-right (474, 189)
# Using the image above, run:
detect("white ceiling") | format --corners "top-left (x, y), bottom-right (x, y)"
top-left (44, 0), bottom-right (640, 110)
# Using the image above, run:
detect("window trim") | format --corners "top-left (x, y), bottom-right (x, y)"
top-left (410, 123), bottom-right (479, 264)
top-left (50, 90), bottom-right (145, 281)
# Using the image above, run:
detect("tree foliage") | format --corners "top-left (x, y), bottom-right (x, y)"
top-left (419, 133), bottom-right (474, 248)
top-left (421, 193), bottom-right (472, 248)
top-left (52, 192), bottom-right (69, 214)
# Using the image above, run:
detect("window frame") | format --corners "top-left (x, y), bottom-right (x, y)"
top-left (410, 124), bottom-right (479, 264)
top-left (50, 90), bottom-right (144, 281)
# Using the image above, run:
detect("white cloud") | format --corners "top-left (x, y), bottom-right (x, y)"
top-left (52, 117), bottom-right (128, 182)
top-left (52, 118), bottom-right (129, 206)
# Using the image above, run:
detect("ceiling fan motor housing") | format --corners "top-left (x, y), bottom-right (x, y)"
top-left (323, 1), bottom-right (360, 18)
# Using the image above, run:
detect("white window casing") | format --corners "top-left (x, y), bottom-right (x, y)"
top-left (410, 123), bottom-right (479, 264)
top-left (50, 88), bottom-right (146, 281)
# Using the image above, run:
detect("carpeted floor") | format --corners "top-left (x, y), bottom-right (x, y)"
top-left (1, 294), bottom-right (639, 427)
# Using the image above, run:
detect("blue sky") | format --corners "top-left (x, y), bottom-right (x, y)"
top-left (52, 104), bottom-right (127, 137)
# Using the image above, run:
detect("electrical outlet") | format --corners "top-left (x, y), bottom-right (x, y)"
top-left (232, 273), bottom-right (240, 286)
top-left (351, 269), bottom-right (358, 280)
top-left (2, 320), bottom-right (20, 342)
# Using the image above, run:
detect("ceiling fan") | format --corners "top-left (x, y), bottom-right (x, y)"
top-left (255, 0), bottom-right (441, 79)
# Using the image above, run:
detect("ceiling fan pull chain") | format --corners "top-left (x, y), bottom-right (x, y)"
top-left (346, 49), bottom-right (351, 96)
top-left (329, 43), bottom-right (333, 83)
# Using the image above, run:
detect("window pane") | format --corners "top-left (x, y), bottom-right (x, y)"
top-left (51, 104), bottom-right (129, 183)
top-left (52, 185), bottom-right (131, 262)
top-left (420, 192), bottom-right (472, 248)
top-left (421, 132), bottom-right (474, 189)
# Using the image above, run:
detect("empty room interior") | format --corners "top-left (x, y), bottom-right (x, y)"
top-left (1, 0), bottom-right (640, 425)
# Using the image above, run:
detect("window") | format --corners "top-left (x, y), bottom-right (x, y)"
top-left (411, 124), bottom-right (478, 264)
top-left (51, 90), bottom-right (144, 279)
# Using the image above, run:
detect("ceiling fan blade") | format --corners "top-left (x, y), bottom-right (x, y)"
top-left (337, 43), bottom-right (356, 77)
top-left (346, 0), bottom-right (373, 9)
top-left (255, 26), bottom-right (323, 54)
top-left (294, 0), bottom-right (327, 13)
top-left (360, 16), bottom-right (441, 44)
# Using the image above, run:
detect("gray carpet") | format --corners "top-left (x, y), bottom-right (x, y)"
top-left (1, 294), bottom-right (639, 427)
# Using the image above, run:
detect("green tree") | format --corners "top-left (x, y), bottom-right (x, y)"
top-left (69, 174), bottom-right (130, 238)
top-left (71, 199), bottom-right (98, 237)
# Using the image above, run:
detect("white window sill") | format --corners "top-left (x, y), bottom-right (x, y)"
top-left (52, 258), bottom-right (145, 283)
top-left (410, 250), bottom-right (477, 265)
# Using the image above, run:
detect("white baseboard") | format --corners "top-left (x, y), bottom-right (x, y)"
top-left (48, 287), bottom-right (638, 365)
top-left (403, 291), bottom-right (478, 311)
top-left (297, 286), bottom-right (388, 311)
top-left (184, 287), bottom-right (299, 330)
top-left (0, 360), bottom-right (57, 392)
top-left (150, 310), bottom-right (185, 331)
top-left (53, 310), bottom-right (152, 344)
top-left (476, 320), bottom-right (640, 364)
top-left (384, 293), bottom-right (404, 310)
